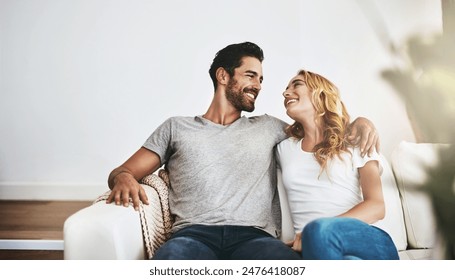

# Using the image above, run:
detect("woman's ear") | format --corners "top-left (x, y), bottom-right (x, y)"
top-left (215, 67), bottom-right (229, 86)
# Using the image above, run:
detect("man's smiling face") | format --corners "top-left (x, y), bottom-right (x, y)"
top-left (225, 56), bottom-right (263, 112)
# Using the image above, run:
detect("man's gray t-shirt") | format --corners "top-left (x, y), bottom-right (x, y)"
top-left (143, 114), bottom-right (288, 237)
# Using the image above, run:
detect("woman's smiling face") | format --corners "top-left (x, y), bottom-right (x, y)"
top-left (282, 74), bottom-right (315, 120)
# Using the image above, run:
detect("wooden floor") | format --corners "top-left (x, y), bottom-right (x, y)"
top-left (0, 200), bottom-right (92, 260)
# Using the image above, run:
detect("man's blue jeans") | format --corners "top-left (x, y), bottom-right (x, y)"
top-left (300, 217), bottom-right (400, 260)
top-left (152, 225), bottom-right (301, 260)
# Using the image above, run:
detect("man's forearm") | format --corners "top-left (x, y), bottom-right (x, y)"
top-left (108, 166), bottom-right (133, 190)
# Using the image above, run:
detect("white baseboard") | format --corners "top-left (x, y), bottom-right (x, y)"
top-left (0, 182), bottom-right (107, 201)
top-left (0, 239), bottom-right (64, 250)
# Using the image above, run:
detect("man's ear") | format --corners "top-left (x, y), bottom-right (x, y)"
top-left (215, 67), bottom-right (229, 86)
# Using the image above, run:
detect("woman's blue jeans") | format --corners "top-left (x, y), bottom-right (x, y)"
top-left (152, 225), bottom-right (301, 260)
top-left (300, 217), bottom-right (399, 260)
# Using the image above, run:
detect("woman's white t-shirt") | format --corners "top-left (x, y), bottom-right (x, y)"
top-left (276, 137), bottom-right (382, 234)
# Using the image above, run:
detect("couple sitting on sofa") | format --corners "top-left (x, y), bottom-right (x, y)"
top-left (106, 41), bottom-right (399, 260)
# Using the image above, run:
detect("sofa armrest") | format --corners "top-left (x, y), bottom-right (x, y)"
top-left (63, 201), bottom-right (145, 260)
top-left (63, 170), bottom-right (172, 260)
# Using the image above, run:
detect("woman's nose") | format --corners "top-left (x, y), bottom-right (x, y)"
top-left (283, 90), bottom-right (291, 97)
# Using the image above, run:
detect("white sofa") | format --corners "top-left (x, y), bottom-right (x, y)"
top-left (63, 141), bottom-right (446, 260)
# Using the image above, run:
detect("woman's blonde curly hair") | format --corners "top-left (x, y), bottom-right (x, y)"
top-left (285, 69), bottom-right (351, 171)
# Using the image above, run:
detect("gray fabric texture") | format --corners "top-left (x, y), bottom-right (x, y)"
top-left (143, 114), bottom-right (288, 237)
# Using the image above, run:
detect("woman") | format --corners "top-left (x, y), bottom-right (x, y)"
top-left (276, 69), bottom-right (399, 260)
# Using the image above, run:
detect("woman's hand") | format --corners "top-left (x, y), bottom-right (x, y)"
top-left (285, 233), bottom-right (302, 253)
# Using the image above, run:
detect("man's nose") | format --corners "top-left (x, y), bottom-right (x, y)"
top-left (253, 78), bottom-right (262, 91)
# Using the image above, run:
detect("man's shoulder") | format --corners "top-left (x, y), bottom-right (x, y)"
top-left (245, 114), bottom-right (289, 142)
top-left (247, 114), bottom-right (287, 125)
top-left (162, 115), bottom-right (199, 124)
top-left (166, 115), bottom-right (195, 120)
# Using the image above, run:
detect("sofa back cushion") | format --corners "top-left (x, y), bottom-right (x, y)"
top-left (373, 155), bottom-right (408, 251)
top-left (391, 141), bottom-right (442, 249)
top-left (277, 170), bottom-right (298, 243)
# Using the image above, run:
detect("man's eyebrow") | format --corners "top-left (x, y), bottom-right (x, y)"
top-left (246, 70), bottom-right (264, 82)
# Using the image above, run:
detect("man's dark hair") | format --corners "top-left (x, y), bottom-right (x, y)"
top-left (209, 42), bottom-right (264, 90)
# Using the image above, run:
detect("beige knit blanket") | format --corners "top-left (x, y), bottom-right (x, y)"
top-left (94, 169), bottom-right (173, 259)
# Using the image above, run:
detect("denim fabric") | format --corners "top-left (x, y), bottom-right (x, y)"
top-left (152, 225), bottom-right (301, 260)
top-left (300, 217), bottom-right (400, 260)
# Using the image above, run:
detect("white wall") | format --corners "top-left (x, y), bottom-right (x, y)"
top-left (0, 0), bottom-right (442, 200)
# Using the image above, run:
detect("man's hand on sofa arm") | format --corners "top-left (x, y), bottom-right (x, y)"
top-left (106, 148), bottom-right (162, 210)
top-left (107, 168), bottom-right (149, 211)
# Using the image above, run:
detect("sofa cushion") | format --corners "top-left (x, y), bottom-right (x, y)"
top-left (277, 170), bottom-right (296, 243)
top-left (391, 141), bottom-right (443, 249)
top-left (398, 249), bottom-right (434, 260)
top-left (372, 155), bottom-right (408, 251)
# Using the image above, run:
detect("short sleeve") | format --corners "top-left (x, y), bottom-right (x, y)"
top-left (351, 147), bottom-right (383, 175)
top-left (143, 118), bottom-right (173, 165)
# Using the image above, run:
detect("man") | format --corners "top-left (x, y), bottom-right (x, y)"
top-left (106, 42), bottom-right (378, 259)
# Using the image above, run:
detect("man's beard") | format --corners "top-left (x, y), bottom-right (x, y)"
top-left (225, 79), bottom-right (257, 112)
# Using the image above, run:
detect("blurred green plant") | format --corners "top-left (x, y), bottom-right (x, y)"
top-left (382, 34), bottom-right (455, 259)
